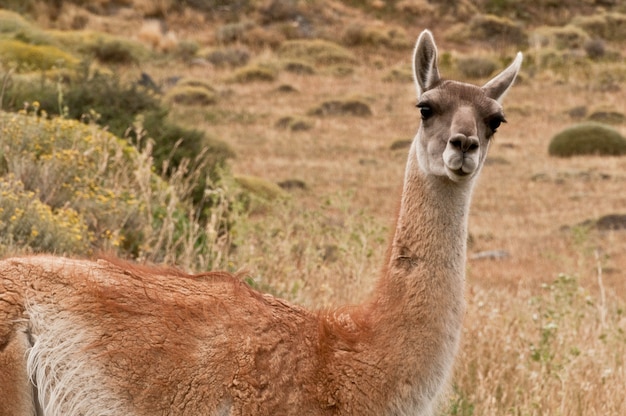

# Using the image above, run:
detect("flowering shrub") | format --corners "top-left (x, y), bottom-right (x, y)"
top-left (0, 108), bottom-right (240, 270)
top-left (0, 174), bottom-right (90, 255)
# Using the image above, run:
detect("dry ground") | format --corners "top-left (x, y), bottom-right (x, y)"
top-left (164, 49), bottom-right (626, 297)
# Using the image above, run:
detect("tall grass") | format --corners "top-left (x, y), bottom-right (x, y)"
top-left (448, 266), bottom-right (625, 415)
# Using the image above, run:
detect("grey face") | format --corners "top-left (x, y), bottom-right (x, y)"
top-left (415, 81), bottom-right (506, 182)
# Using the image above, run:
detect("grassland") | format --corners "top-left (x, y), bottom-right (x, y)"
top-left (1, 0), bottom-right (625, 414)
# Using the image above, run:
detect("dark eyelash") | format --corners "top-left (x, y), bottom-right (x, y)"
top-left (486, 115), bottom-right (506, 132)
top-left (416, 103), bottom-right (434, 120)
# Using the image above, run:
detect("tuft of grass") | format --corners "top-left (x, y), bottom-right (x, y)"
top-left (548, 122), bottom-right (626, 157)
top-left (308, 98), bottom-right (372, 117)
top-left (235, 175), bottom-right (287, 201)
top-left (278, 39), bottom-right (357, 66)
top-left (229, 63), bottom-right (278, 83)
top-left (201, 47), bottom-right (250, 68)
top-left (282, 60), bottom-right (315, 75)
top-left (341, 23), bottom-right (411, 50)
top-left (587, 110), bottom-right (625, 125)
top-left (390, 139), bottom-right (412, 150)
top-left (0, 9), bottom-right (33, 34)
top-left (275, 115), bottom-right (313, 131)
top-left (165, 85), bottom-right (218, 106)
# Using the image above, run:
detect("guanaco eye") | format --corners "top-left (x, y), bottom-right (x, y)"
top-left (417, 104), bottom-right (434, 120)
top-left (487, 115), bottom-right (506, 133)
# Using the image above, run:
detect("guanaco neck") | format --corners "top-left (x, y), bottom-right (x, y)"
top-left (369, 140), bottom-right (476, 405)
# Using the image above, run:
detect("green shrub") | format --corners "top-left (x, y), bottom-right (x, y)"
top-left (89, 39), bottom-right (139, 64)
top-left (0, 109), bottom-right (240, 269)
top-left (278, 39), bottom-right (357, 66)
top-left (0, 110), bottom-right (144, 254)
top-left (0, 39), bottom-right (78, 71)
top-left (548, 122), bottom-right (626, 157)
top-left (1, 65), bottom-right (234, 218)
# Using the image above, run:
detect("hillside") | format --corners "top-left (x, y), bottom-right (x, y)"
top-left (1, 0), bottom-right (626, 414)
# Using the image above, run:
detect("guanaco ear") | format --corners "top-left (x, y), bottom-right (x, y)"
top-left (482, 52), bottom-right (523, 103)
top-left (413, 29), bottom-right (440, 98)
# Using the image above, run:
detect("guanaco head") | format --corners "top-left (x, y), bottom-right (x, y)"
top-left (412, 29), bottom-right (522, 183)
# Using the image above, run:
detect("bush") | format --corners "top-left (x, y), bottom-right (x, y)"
top-left (583, 38), bottom-right (606, 60)
top-left (0, 39), bottom-right (78, 71)
top-left (548, 122), bottom-right (626, 157)
top-left (229, 64), bottom-right (278, 83)
top-left (0, 110), bottom-right (144, 255)
top-left (0, 174), bottom-right (91, 256)
top-left (165, 85), bottom-right (218, 106)
top-left (278, 39), bottom-right (357, 66)
top-left (1, 65), bottom-right (234, 218)
top-left (0, 109), bottom-right (240, 269)
top-left (283, 60), bottom-right (315, 75)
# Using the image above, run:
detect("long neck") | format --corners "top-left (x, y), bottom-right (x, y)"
top-left (370, 141), bottom-right (475, 409)
top-left (384, 143), bottom-right (472, 299)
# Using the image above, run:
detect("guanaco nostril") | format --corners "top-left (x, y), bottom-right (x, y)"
top-left (449, 135), bottom-right (479, 153)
